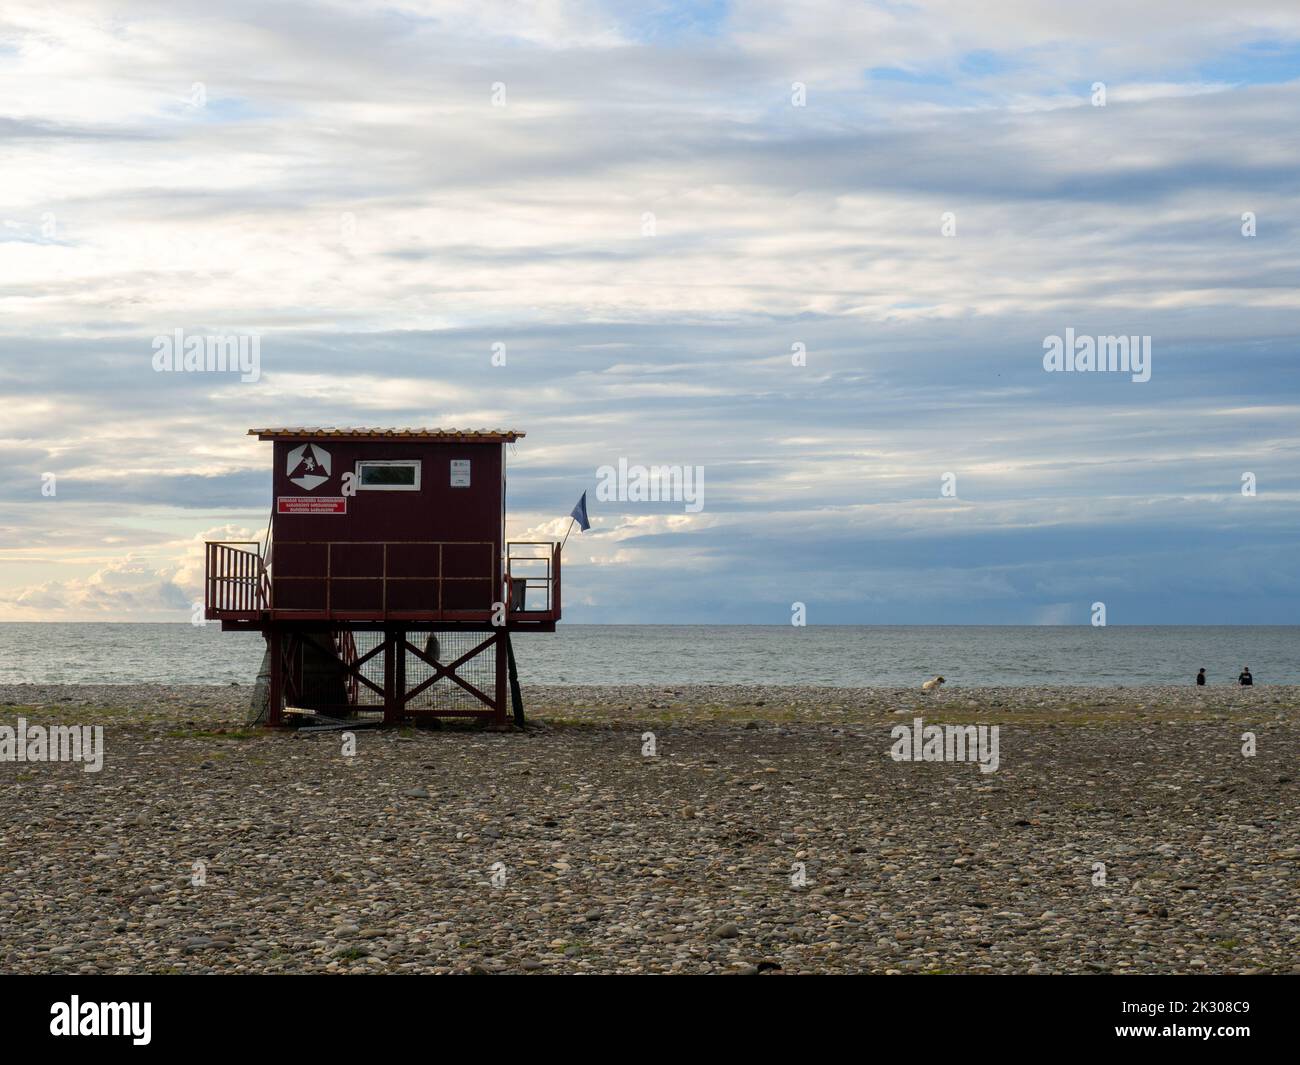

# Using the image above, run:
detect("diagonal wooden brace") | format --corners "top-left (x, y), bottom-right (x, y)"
top-left (401, 631), bottom-right (499, 710)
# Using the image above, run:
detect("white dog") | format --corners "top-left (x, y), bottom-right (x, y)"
top-left (921, 675), bottom-right (945, 692)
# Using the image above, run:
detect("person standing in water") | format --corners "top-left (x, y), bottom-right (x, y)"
top-left (1238, 666), bottom-right (1254, 686)
top-left (1196, 668), bottom-right (1206, 686)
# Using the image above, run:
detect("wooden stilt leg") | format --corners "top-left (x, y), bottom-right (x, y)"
top-left (267, 630), bottom-right (283, 728)
top-left (395, 628), bottom-right (406, 723)
top-left (383, 630), bottom-right (401, 726)
top-left (292, 634), bottom-right (303, 707)
top-left (493, 630), bottom-right (507, 726)
top-left (505, 631), bottom-right (525, 727)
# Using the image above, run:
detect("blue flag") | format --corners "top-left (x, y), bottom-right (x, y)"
top-left (570, 491), bottom-right (590, 531)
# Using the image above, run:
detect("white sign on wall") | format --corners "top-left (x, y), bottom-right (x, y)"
top-left (450, 459), bottom-right (471, 487)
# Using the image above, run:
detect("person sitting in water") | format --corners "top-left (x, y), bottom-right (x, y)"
top-left (1196, 668), bottom-right (1206, 686)
top-left (1238, 666), bottom-right (1253, 687)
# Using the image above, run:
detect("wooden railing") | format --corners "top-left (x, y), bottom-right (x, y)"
top-left (204, 537), bottom-right (558, 622)
top-left (205, 541), bottom-right (270, 615)
top-left (272, 540), bottom-right (494, 617)
top-left (506, 541), bottom-right (560, 616)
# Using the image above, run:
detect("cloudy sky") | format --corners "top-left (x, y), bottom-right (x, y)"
top-left (2, 0), bottom-right (1298, 623)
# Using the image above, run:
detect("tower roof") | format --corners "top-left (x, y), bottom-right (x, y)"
top-left (249, 427), bottom-right (524, 442)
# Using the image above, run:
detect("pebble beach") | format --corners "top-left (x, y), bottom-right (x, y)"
top-left (1, 682), bottom-right (1295, 975)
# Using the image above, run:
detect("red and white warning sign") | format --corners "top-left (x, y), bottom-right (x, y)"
top-left (277, 496), bottom-right (347, 514)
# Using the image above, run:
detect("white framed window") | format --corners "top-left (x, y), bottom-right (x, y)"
top-left (355, 460), bottom-right (421, 491)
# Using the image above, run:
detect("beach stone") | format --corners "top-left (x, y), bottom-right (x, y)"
top-left (1, 679), bottom-right (1295, 975)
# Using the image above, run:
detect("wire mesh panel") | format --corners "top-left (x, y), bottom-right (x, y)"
top-left (405, 630), bottom-right (496, 714)
top-left (326, 629), bottom-right (497, 714)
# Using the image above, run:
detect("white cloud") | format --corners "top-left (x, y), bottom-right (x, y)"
top-left (0, 554), bottom-right (191, 619)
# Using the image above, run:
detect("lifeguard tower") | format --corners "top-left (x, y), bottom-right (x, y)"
top-left (204, 428), bottom-right (560, 727)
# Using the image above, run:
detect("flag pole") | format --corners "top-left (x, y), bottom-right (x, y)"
top-left (560, 516), bottom-right (576, 551)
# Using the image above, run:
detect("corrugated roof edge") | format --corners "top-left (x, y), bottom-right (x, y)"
top-left (248, 428), bottom-right (525, 442)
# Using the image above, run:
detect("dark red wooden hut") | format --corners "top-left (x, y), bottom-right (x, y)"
top-left (204, 428), bottom-right (559, 727)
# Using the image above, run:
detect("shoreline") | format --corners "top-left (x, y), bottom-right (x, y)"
top-left (2, 681), bottom-right (1296, 727)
